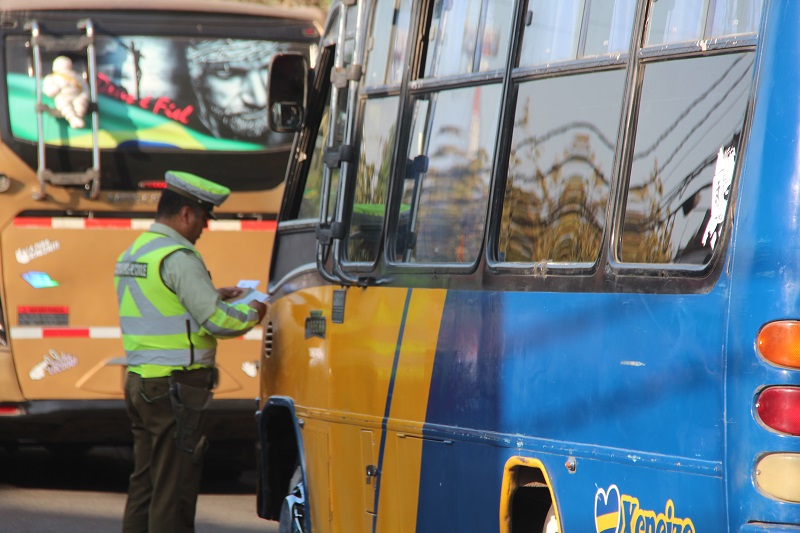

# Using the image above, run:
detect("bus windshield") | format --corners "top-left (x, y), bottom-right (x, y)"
top-left (6, 35), bottom-right (306, 152)
top-left (1, 7), bottom-right (319, 192)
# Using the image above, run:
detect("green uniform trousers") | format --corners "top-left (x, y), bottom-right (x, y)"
top-left (122, 371), bottom-right (209, 533)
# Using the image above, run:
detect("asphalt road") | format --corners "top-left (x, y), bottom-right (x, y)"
top-left (0, 444), bottom-right (278, 533)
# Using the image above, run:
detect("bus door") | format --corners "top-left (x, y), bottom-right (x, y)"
top-left (265, 1), bottom-right (453, 530)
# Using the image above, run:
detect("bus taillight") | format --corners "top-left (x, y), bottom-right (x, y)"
top-left (137, 180), bottom-right (167, 190)
top-left (757, 320), bottom-right (800, 368)
top-left (755, 453), bottom-right (800, 503)
top-left (756, 386), bottom-right (800, 435)
top-left (0, 405), bottom-right (24, 416)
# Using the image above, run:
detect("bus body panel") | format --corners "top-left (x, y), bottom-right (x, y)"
top-left (726, 0), bottom-right (800, 526)
top-left (2, 217), bottom-right (270, 401)
top-left (264, 280), bottom-right (728, 531)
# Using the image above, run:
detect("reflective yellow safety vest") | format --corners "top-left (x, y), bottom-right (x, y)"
top-left (115, 232), bottom-right (216, 367)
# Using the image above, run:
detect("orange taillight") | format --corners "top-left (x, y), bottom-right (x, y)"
top-left (757, 321), bottom-right (800, 369)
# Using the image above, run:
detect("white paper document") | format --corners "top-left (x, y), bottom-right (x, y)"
top-left (226, 280), bottom-right (268, 306)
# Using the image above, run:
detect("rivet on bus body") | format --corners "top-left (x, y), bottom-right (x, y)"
top-left (565, 458), bottom-right (576, 473)
top-left (757, 321), bottom-right (800, 368)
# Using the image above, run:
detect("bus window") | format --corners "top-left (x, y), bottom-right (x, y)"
top-left (521, 0), bottom-right (635, 66)
top-left (424, 0), bottom-right (513, 77)
top-left (647, 0), bottom-right (764, 45)
top-left (646, 0), bottom-right (707, 44)
top-left (297, 105), bottom-right (339, 221)
top-left (363, 0), bottom-right (412, 87)
top-left (345, 97), bottom-right (399, 263)
top-left (520, 1), bottom-right (585, 65)
top-left (395, 85), bottom-right (501, 264)
top-left (619, 52), bottom-right (754, 264)
top-left (584, 0), bottom-right (636, 57)
top-left (498, 69), bottom-right (625, 264)
top-left (709, 0), bottom-right (764, 36)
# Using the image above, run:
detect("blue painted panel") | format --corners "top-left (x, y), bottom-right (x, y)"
top-left (726, 0), bottom-right (800, 527)
top-left (426, 289), bottom-right (726, 458)
top-left (415, 438), bottom-right (504, 532)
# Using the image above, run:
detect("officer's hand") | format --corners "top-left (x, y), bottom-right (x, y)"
top-left (218, 286), bottom-right (243, 300)
top-left (249, 300), bottom-right (267, 322)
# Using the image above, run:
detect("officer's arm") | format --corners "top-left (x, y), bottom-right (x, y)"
top-left (163, 250), bottom-right (261, 338)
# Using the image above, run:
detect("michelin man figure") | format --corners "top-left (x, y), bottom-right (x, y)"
top-left (42, 56), bottom-right (89, 129)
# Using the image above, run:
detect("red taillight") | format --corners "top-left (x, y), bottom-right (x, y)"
top-left (757, 321), bottom-right (800, 368)
top-left (137, 180), bottom-right (167, 190)
top-left (0, 405), bottom-right (23, 416)
top-left (302, 26), bottom-right (318, 37)
top-left (756, 386), bottom-right (800, 436)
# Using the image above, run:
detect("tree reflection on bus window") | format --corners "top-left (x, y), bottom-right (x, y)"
top-left (396, 85), bottom-right (501, 264)
top-left (620, 53), bottom-right (754, 264)
top-left (297, 106), bottom-right (339, 220)
top-left (346, 97), bottom-right (399, 262)
top-left (499, 70), bottom-right (625, 264)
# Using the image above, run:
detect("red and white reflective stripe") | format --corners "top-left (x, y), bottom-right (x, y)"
top-left (13, 218), bottom-right (277, 231)
top-left (10, 326), bottom-right (263, 340)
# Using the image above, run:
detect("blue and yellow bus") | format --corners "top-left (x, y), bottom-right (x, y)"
top-left (0, 0), bottom-right (321, 471)
top-left (257, 0), bottom-right (800, 531)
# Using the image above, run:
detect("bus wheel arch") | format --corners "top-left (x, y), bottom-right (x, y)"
top-left (257, 397), bottom-right (305, 523)
top-left (500, 457), bottom-right (560, 533)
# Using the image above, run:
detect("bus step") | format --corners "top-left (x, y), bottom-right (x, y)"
top-left (39, 168), bottom-right (99, 187)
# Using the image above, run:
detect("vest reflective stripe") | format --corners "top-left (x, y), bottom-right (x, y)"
top-left (115, 232), bottom-right (217, 367)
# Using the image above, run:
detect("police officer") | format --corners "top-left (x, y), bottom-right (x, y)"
top-left (115, 170), bottom-right (267, 533)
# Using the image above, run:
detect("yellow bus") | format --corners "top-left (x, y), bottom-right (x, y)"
top-left (0, 0), bottom-right (322, 471)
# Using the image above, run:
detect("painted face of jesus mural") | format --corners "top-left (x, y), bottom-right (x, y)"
top-left (187, 39), bottom-right (283, 142)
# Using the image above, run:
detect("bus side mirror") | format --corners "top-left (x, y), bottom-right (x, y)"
top-left (268, 53), bottom-right (308, 133)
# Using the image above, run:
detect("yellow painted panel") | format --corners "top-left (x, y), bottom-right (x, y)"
top-left (328, 287), bottom-right (410, 418)
top-left (361, 430), bottom-right (377, 513)
top-left (389, 289), bottom-right (448, 424)
top-left (328, 420), bottom-right (372, 532)
top-left (302, 420), bottom-right (331, 533)
top-left (376, 289), bottom-right (447, 532)
top-left (385, 433), bottom-right (425, 533)
top-left (264, 286), bottom-right (448, 532)
top-left (262, 286), bottom-right (333, 409)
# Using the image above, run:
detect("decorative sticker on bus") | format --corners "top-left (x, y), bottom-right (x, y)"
top-left (15, 239), bottom-right (61, 264)
top-left (21, 271), bottom-right (59, 289)
top-left (5, 35), bottom-right (306, 151)
top-left (18, 306), bottom-right (69, 327)
top-left (595, 485), bottom-right (696, 533)
top-left (241, 360), bottom-right (258, 378)
top-left (305, 310), bottom-right (326, 339)
top-left (28, 349), bottom-right (78, 381)
top-left (702, 146), bottom-right (736, 249)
